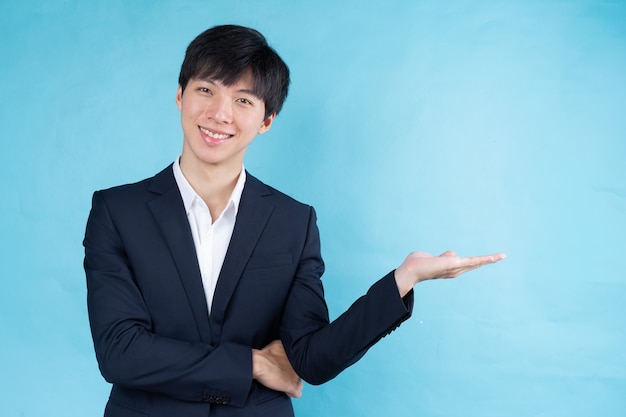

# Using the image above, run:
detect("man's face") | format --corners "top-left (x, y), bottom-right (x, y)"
top-left (176, 73), bottom-right (274, 172)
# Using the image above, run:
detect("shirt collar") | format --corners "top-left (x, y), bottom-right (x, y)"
top-left (173, 157), bottom-right (246, 217)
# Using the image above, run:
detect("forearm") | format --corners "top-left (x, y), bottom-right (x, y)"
top-left (87, 267), bottom-right (254, 405)
top-left (93, 322), bottom-right (252, 403)
top-left (281, 271), bottom-right (413, 385)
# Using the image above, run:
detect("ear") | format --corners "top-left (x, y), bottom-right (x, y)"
top-left (258, 113), bottom-right (276, 135)
top-left (175, 85), bottom-right (183, 111)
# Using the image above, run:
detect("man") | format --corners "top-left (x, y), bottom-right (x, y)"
top-left (84, 25), bottom-right (505, 417)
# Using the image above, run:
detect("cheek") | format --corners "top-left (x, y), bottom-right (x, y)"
top-left (235, 113), bottom-right (264, 132)
top-left (181, 103), bottom-right (203, 123)
top-left (180, 95), bottom-right (204, 113)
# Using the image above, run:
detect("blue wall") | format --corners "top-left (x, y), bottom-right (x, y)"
top-left (1, 1), bottom-right (625, 416)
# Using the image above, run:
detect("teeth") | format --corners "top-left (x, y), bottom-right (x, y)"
top-left (200, 127), bottom-right (231, 140)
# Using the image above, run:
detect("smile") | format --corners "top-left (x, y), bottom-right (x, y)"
top-left (199, 126), bottom-right (233, 140)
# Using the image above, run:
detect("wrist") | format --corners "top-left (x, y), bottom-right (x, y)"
top-left (252, 348), bottom-right (268, 380)
top-left (394, 267), bottom-right (416, 298)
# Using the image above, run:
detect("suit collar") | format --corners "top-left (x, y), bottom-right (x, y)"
top-left (172, 158), bottom-right (248, 217)
top-left (208, 173), bottom-right (275, 340)
top-left (147, 163), bottom-right (272, 198)
top-left (146, 165), bottom-right (275, 344)
top-left (147, 165), bottom-right (212, 342)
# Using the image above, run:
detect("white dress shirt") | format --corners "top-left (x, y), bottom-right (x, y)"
top-left (173, 158), bottom-right (246, 314)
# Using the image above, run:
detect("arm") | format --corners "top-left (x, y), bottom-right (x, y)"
top-left (278, 208), bottom-right (505, 385)
top-left (278, 208), bottom-right (414, 385)
top-left (84, 191), bottom-right (252, 406)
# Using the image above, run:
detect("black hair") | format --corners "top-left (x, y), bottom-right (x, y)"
top-left (178, 25), bottom-right (290, 118)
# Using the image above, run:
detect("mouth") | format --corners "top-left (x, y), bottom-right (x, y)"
top-left (199, 126), bottom-right (234, 143)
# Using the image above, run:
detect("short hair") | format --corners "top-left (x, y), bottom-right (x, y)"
top-left (178, 25), bottom-right (290, 118)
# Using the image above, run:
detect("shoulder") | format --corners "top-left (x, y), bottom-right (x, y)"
top-left (245, 172), bottom-right (313, 213)
top-left (93, 165), bottom-right (175, 206)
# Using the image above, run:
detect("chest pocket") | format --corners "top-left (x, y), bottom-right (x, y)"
top-left (246, 253), bottom-right (293, 270)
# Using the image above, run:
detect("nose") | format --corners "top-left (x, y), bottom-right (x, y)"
top-left (205, 96), bottom-right (233, 124)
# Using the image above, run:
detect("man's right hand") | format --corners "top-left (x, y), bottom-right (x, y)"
top-left (252, 340), bottom-right (303, 398)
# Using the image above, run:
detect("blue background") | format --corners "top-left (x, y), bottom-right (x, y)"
top-left (1, 1), bottom-right (625, 416)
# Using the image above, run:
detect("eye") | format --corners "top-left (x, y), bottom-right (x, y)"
top-left (198, 87), bottom-right (212, 94)
top-left (236, 97), bottom-right (253, 105)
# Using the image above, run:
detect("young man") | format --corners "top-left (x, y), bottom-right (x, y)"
top-left (84, 25), bottom-right (504, 417)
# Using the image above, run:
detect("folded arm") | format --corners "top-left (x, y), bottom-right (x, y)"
top-left (84, 191), bottom-right (253, 406)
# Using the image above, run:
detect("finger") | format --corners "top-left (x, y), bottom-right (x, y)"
top-left (439, 250), bottom-right (456, 257)
top-left (461, 253), bottom-right (506, 269)
top-left (411, 251), bottom-right (433, 258)
top-left (267, 339), bottom-right (283, 350)
top-left (288, 379), bottom-right (303, 398)
top-left (491, 252), bottom-right (507, 261)
top-left (296, 378), bottom-right (303, 397)
top-left (476, 253), bottom-right (506, 264)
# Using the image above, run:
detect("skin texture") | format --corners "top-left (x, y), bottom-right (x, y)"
top-left (176, 74), bottom-right (274, 219)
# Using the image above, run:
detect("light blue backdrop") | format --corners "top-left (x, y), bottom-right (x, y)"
top-left (1, 0), bottom-right (624, 416)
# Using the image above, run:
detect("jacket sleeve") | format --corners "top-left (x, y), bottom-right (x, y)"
top-left (280, 207), bottom-right (414, 385)
top-left (84, 190), bottom-right (251, 406)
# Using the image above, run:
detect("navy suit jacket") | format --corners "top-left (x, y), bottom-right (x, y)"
top-left (84, 165), bottom-right (413, 417)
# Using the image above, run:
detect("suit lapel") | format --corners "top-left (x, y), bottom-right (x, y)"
top-left (209, 174), bottom-right (274, 340)
top-left (147, 165), bottom-right (212, 343)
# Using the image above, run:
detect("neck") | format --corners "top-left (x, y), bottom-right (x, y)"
top-left (179, 156), bottom-right (242, 220)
